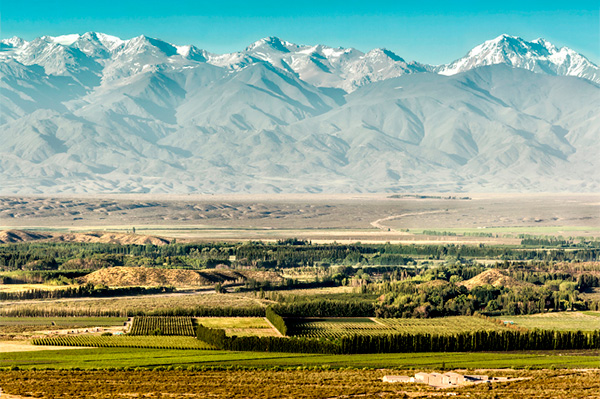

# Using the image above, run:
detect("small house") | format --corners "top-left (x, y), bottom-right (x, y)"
top-left (442, 372), bottom-right (466, 385)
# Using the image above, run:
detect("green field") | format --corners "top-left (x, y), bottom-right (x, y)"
top-left (31, 335), bottom-right (214, 350)
top-left (504, 312), bottom-right (600, 331)
top-left (288, 316), bottom-right (510, 339)
top-left (3, 347), bottom-right (599, 370)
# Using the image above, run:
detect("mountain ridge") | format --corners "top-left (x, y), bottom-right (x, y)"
top-left (2, 33), bottom-right (598, 89)
top-left (0, 33), bottom-right (598, 194)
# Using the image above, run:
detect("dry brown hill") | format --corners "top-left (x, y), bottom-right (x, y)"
top-left (81, 266), bottom-right (282, 287)
top-left (0, 229), bottom-right (53, 244)
top-left (53, 232), bottom-right (171, 246)
top-left (460, 269), bottom-right (533, 290)
top-left (0, 229), bottom-right (171, 246)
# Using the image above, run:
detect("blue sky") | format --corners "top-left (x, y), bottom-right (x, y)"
top-left (2, 1), bottom-right (598, 64)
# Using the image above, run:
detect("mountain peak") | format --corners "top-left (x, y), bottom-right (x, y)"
top-left (50, 34), bottom-right (81, 46)
top-left (366, 48), bottom-right (404, 62)
top-left (246, 36), bottom-right (297, 53)
top-left (531, 37), bottom-right (558, 52)
top-left (438, 35), bottom-right (599, 82)
top-left (0, 36), bottom-right (26, 49)
top-left (491, 33), bottom-right (519, 42)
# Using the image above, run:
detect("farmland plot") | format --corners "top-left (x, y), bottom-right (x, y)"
top-left (32, 335), bottom-right (214, 350)
top-left (377, 316), bottom-right (511, 335)
top-left (288, 316), bottom-right (510, 339)
top-left (129, 316), bottom-right (195, 336)
top-left (288, 318), bottom-right (394, 339)
top-left (505, 312), bottom-right (600, 331)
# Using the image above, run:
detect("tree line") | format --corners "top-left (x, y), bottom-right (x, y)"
top-left (195, 319), bottom-right (600, 354)
top-left (0, 284), bottom-right (174, 301)
top-left (2, 241), bottom-right (597, 272)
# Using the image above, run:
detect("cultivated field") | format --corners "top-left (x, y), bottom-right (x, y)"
top-left (0, 292), bottom-right (265, 316)
top-left (129, 316), bottom-right (195, 336)
top-left (505, 312), bottom-right (600, 331)
top-left (0, 316), bottom-right (128, 339)
top-left (195, 317), bottom-right (279, 337)
top-left (32, 335), bottom-right (214, 350)
top-left (0, 316), bottom-right (127, 328)
top-left (287, 316), bottom-right (512, 339)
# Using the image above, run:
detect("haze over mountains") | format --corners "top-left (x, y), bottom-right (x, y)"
top-left (1, 33), bottom-right (598, 194)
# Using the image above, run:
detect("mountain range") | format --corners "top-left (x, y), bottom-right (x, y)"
top-left (0, 33), bottom-right (598, 193)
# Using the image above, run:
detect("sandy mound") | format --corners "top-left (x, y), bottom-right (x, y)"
top-left (53, 232), bottom-right (171, 246)
top-left (460, 269), bottom-right (532, 290)
top-left (0, 229), bottom-right (53, 244)
top-left (81, 266), bottom-right (282, 287)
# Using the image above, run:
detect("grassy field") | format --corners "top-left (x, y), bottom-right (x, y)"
top-left (195, 317), bottom-right (279, 337)
top-left (288, 316), bottom-right (511, 339)
top-left (3, 347), bottom-right (599, 370)
top-left (504, 312), bottom-right (600, 331)
top-left (2, 369), bottom-right (599, 399)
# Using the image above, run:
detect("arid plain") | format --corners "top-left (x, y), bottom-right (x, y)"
top-left (1, 193), bottom-right (598, 244)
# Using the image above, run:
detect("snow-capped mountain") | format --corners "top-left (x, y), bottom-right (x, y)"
top-left (0, 33), bottom-right (598, 194)
top-left (438, 34), bottom-right (599, 83)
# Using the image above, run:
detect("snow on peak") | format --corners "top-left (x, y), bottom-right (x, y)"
top-left (176, 45), bottom-right (207, 61)
top-left (366, 48), bottom-right (403, 62)
top-left (532, 37), bottom-right (554, 49)
top-left (1, 36), bottom-right (27, 48)
top-left (438, 35), bottom-right (599, 82)
top-left (51, 34), bottom-right (81, 46)
top-left (320, 46), bottom-right (353, 58)
top-left (245, 36), bottom-right (298, 52)
top-left (95, 33), bottom-right (125, 50)
top-left (491, 33), bottom-right (519, 42)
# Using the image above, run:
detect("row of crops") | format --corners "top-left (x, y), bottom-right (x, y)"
top-left (376, 316), bottom-right (510, 335)
top-left (287, 316), bottom-right (510, 339)
top-left (129, 316), bottom-right (195, 336)
top-left (288, 319), bottom-right (393, 339)
top-left (32, 335), bottom-right (215, 350)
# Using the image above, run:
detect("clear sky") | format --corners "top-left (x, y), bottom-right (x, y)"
top-left (2, 1), bottom-right (598, 64)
